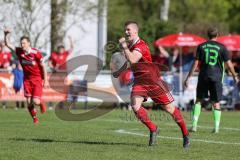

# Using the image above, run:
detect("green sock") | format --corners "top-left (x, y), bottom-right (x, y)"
top-left (213, 109), bottom-right (221, 131)
top-left (192, 103), bottom-right (201, 128)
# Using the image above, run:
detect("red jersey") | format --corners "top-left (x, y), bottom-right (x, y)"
top-left (16, 47), bottom-right (43, 80)
top-left (129, 39), bottom-right (173, 104)
top-left (129, 38), bottom-right (152, 62)
top-left (129, 38), bottom-right (160, 84)
top-left (0, 52), bottom-right (11, 68)
top-left (49, 51), bottom-right (69, 70)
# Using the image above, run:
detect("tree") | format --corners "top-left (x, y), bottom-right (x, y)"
top-left (228, 0), bottom-right (240, 34)
top-left (50, 0), bottom-right (68, 52)
top-left (0, 0), bottom-right (98, 53)
top-left (0, 0), bottom-right (51, 50)
top-left (168, 0), bottom-right (230, 35)
top-left (50, 0), bottom-right (98, 52)
top-left (160, 0), bottom-right (170, 21)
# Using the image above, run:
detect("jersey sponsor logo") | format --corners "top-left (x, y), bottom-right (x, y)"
top-left (21, 59), bottom-right (36, 66)
top-left (202, 44), bottom-right (220, 50)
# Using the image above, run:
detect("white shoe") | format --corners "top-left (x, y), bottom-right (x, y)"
top-left (189, 126), bottom-right (197, 132)
top-left (212, 128), bottom-right (219, 133)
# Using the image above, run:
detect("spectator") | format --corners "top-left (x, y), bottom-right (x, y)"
top-left (231, 51), bottom-right (240, 74)
top-left (174, 46), bottom-right (194, 72)
top-left (48, 36), bottom-right (74, 109)
top-left (0, 42), bottom-right (11, 69)
top-left (152, 46), bottom-right (170, 68)
top-left (48, 36), bottom-right (74, 72)
top-left (168, 47), bottom-right (179, 71)
top-left (0, 42), bottom-right (12, 108)
top-left (12, 61), bottom-right (25, 109)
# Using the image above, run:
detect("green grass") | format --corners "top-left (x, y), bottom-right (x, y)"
top-left (0, 108), bottom-right (240, 160)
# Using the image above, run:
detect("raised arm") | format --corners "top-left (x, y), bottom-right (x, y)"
top-left (4, 29), bottom-right (15, 52)
top-left (119, 37), bottom-right (142, 64)
top-left (158, 46), bottom-right (169, 58)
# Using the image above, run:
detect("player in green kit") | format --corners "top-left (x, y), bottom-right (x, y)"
top-left (184, 27), bottom-right (239, 133)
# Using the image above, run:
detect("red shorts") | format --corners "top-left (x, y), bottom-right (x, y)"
top-left (131, 84), bottom-right (174, 105)
top-left (24, 78), bottom-right (43, 99)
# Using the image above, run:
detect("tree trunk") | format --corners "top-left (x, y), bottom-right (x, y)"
top-left (160, 0), bottom-right (170, 21)
top-left (50, 0), bottom-right (68, 52)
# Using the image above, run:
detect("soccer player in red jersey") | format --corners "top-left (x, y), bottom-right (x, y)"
top-left (48, 36), bottom-right (74, 71)
top-left (0, 42), bottom-right (11, 69)
top-left (4, 29), bottom-right (48, 124)
top-left (118, 21), bottom-right (190, 148)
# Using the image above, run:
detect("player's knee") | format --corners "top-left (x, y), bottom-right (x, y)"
top-left (212, 102), bottom-right (220, 109)
top-left (195, 99), bottom-right (201, 104)
top-left (33, 98), bottom-right (41, 106)
top-left (26, 98), bottom-right (32, 105)
top-left (131, 105), bottom-right (140, 112)
top-left (162, 104), bottom-right (174, 113)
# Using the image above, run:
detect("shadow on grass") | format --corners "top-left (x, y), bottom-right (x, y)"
top-left (9, 138), bottom-right (144, 147)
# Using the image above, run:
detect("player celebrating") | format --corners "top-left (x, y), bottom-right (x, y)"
top-left (184, 27), bottom-right (239, 133)
top-left (48, 36), bottom-right (74, 72)
top-left (4, 29), bottom-right (48, 124)
top-left (118, 21), bottom-right (190, 148)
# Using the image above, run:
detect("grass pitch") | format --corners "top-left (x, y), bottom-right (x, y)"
top-left (0, 108), bottom-right (239, 160)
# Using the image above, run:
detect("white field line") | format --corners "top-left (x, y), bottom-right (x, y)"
top-left (98, 119), bottom-right (240, 132)
top-left (115, 129), bottom-right (240, 145)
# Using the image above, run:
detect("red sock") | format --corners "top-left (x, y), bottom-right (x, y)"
top-left (40, 100), bottom-right (46, 114)
top-left (135, 107), bottom-right (157, 132)
top-left (172, 107), bottom-right (189, 137)
top-left (28, 104), bottom-right (37, 119)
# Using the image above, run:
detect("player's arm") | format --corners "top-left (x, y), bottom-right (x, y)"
top-left (184, 46), bottom-right (202, 88)
top-left (159, 46), bottom-right (169, 58)
top-left (48, 60), bottom-right (54, 69)
top-left (4, 29), bottom-right (15, 53)
top-left (119, 37), bottom-right (142, 64)
top-left (225, 60), bottom-right (239, 83)
top-left (184, 59), bottom-right (199, 88)
top-left (40, 61), bottom-right (49, 88)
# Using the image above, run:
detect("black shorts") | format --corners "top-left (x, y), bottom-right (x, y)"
top-left (196, 77), bottom-right (223, 102)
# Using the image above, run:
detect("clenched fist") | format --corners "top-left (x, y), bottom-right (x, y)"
top-left (119, 37), bottom-right (128, 49)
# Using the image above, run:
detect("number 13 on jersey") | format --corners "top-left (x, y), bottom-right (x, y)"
top-left (204, 48), bottom-right (219, 66)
